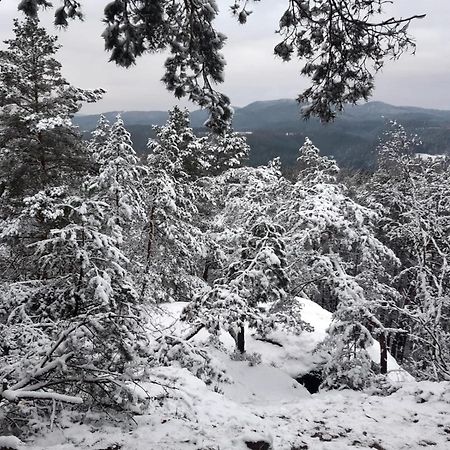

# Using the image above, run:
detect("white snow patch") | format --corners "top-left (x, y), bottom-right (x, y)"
top-left (0, 436), bottom-right (23, 449)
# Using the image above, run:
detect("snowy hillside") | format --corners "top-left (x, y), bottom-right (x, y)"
top-left (151, 299), bottom-right (412, 383)
top-left (9, 299), bottom-right (449, 450)
top-left (22, 373), bottom-right (450, 450)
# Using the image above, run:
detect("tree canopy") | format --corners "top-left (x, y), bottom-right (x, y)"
top-left (13, 0), bottom-right (425, 131)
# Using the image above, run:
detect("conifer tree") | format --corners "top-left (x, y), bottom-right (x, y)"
top-left (203, 130), bottom-right (250, 177)
top-left (14, 0), bottom-right (425, 130)
top-left (0, 18), bottom-right (103, 283)
top-left (88, 114), bottom-right (111, 161)
top-left (296, 137), bottom-right (339, 185)
top-left (142, 108), bottom-right (207, 302)
top-left (0, 185), bottom-right (148, 408)
top-left (183, 221), bottom-right (310, 353)
top-left (148, 106), bottom-right (209, 180)
top-left (0, 17), bottom-right (103, 199)
top-left (90, 116), bottom-right (146, 233)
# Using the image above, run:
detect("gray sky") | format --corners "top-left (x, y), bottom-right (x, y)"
top-left (0, 0), bottom-right (449, 114)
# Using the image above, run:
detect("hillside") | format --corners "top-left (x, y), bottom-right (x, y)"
top-left (14, 300), bottom-right (450, 450)
top-left (75, 100), bottom-right (450, 169)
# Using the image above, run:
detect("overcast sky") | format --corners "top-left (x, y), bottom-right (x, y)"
top-left (1, 0), bottom-right (449, 114)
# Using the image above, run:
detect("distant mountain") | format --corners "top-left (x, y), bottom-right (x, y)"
top-left (74, 100), bottom-right (450, 169)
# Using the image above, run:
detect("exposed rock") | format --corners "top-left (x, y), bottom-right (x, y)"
top-left (245, 440), bottom-right (271, 450)
top-left (296, 371), bottom-right (323, 394)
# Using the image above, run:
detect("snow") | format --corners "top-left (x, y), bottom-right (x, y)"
top-left (415, 152), bottom-right (446, 161)
top-left (16, 298), bottom-right (444, 450)
top-left (154, 298), bottom-right (412, 382)
top-left (25, 370), bottom-right (450, 450)
top-left (1, 389), bottom-right (83, 404)
top-left (0, 436), bottom-right (23, 449)
top-left (220, 360), bottom-right (309, 405)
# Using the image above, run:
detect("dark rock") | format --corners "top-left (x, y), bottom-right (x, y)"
top-left (290, 442), bottom-right (308, 450)
top-left (245, 440), bottom-right (271, 450)
top-left (296, 371), bottom-right (323, 394)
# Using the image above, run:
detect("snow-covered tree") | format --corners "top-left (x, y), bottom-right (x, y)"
top-left (0, 18), bottom-right (104, 283)
top-left (148, 107), bottom-right (249, 180)
top-left (296, 137), bottom-right (339, 185)
top-left (0, 18), bottom-right (103, 199)
top-left (141, 109), bottom-right (208, 302)
top-left (88, 114), bottom-right (111, 161)
top-left (183, 221), bottom-right (311, 353)
top-left (266, 139), bottom-right (401, 382)
top-left (90, 116), bottom-right (147, 235)
top-left (17, 0), bottom-right (424, 130)
top-left (202, 129), bottom-right (249, 176)
top-left (148, 106), bottom-right (208, 180)
top-left (0, 186), bottom-right (149, 409)
top-left (318, 264), bottom-right (390, 390)
top-left (367, 124), bottom-right (450, 380)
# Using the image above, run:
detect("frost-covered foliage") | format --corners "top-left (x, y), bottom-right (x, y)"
top-left (317, 266), bottom-right (389, 390)
top-left (183, 221), bottom-right (312, 352)
top-left (16, 0), bottom-right (424, 132)
top-left (148, 106), bottom-right (248, 180)
top-left (148, 106), bottom-right (209, 180)
top-left (320, 316), bottom-right (374, 390)
top-left (151, 333), bottom-right (228, 385)
top-left (142, 110), bottom-right (208, 302)
top-left (271, 140), bottom-right (400, 386)
top-left (139, 108), bottom-right (250, 303)
top-left (202, 129), bottom-right (250, 176)
top-left (365, 123), bottom-right (450, 381)
top-left (88, 114), bottom-right (111, 160)
top-left (89, 116), bottom-right (147, 232)
top-left (2, 19), bottom-right (448, 438)
top-left (0, 186), bottom-right (149, 412)
top-left (296, 137), bottom-right (339, 185)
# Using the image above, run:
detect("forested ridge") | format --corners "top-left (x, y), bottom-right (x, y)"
top-left (0, 16), bottom-right (449, 450)
top-left (74, 100), bottom-right (450, 170)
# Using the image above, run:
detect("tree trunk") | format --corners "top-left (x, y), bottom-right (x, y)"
top-left (237, 325), bottom-right (245, 353)
top-left (379, 332), bottom-right (388, 374)
top-left (202, 261), bottom-right (210, 282)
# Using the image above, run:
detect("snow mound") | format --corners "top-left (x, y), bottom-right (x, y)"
top-left (219, 360), bottom-right (309, 405)
top-left (153, 298), bottom-right (413, 382)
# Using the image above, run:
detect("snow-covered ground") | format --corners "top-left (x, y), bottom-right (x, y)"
top-left (22, 369), bottom-right (450, 450)
top-left (6, 300), bottom-right (450, 450)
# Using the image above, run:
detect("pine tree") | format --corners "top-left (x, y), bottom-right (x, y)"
top-left (0, 18), bottom-right (103, 282)
top-left (296, 137), bottom-right (339, 185)
top-left (273, 140), bottom-right (401, 381)
top-left (16, 0), bottom-right (425, 129)
top-left (0, 18), bottom-right (104, 200)
top-left (88, 114), bottom-right (111, 162)
top-left (90, 115), bottom-right (147, 233)
top-left (142, 109), bottom-right (208, 302)
top-left (148, 106), bottom-right (206, 180)
top-left (317, 263), bottom-right (388, 390)
top-left (203, 130), bottom-right (249, 176)
top-left (182, 221), bottom-right (310, 353)
top-left (0, 186), bottom-right (148, 408)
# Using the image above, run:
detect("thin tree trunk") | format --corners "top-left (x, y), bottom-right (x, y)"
top-left (202, 261), bottom-right (210, 282)
top-left (237, 325), bottom-right (245, 353)
top-left (379, 332), bottom-right (388, 374)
